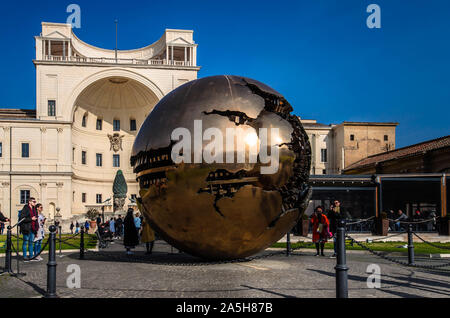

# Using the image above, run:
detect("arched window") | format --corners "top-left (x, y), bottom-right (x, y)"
top-left (82, 113), bottom-right (88, 127)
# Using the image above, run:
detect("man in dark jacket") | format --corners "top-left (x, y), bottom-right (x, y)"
top-left (19, 197), bottom-right (38, 261)
top-left (327, 200), bottom-right (343, 258)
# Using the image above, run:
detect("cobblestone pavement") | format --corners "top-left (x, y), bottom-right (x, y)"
top-left (1, 239), bottom-right (449, 298)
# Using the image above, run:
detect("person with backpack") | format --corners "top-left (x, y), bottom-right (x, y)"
top-left (19, 197), bottom-right (38, 262)
top-left (70, 221), bottom-right (74, 234)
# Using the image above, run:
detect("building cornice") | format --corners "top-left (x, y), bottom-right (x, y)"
top-left (33, 60), bottom-right (201, 71)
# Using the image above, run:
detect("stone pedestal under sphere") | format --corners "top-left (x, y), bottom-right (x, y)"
top-left (131, 75), bottom-right (311, 260)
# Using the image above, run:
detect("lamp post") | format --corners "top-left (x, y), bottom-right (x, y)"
top-left (101, 198), bottom-right (111, 223)
top-left (55, 207), bottom-right (62, 234)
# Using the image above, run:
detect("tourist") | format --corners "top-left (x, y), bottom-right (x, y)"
top-left (84, 220), bottom-right (90, 234)
top-left (394, 209), bottom-right (408, 231)
top-left (70, 221), bottom-right (74, 234)
top-left (19, 197), bottom-right (38, 262)
top-left (75, 221), bottom-right (80, 234)
top-left (311, 206), bottom-right (330, 257)
top-left (115, 215), bottom-right (123, 238)
top-left (134, 212), bottom-right (142, 236)
top-left (123, 208), bottom-right (139, 255)
top-left (109, 217), bottom-right (115, 238)
top-left (327, 200), bottom-right (343, 258)
top-left (96, 214), bottom-right (102, 227)
top-left (32, 203), bottom-right (46, 261)
top-left (141, 217), bottom-right (155, 254)
top-left (0, 210), bottom-right (9, 234)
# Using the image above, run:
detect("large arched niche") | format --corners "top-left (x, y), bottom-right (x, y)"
top-left (66, 68), bottom-right (164, 124)
top-left (73, 76), bottom-right (159, 134)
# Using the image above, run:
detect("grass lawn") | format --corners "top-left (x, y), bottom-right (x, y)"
top-left (272, 240), bottom-right (450, 255)
top-left (0, 233), bottom-right (98, 254)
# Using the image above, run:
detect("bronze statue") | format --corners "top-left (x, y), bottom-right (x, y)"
top-left (131, 75), bottom-right (311, 260)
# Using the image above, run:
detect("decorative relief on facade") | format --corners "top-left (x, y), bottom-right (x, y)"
top-left (56, 182), bottom-right (64, 187)
top-left (107, 133), bottom-right (124, 152)
top-left (39, 182), bottom-right (48, 187)
top-left (57, 128), bottom-right (64, 133)
top-left (3, 127), bottom-right (10, 132)
top-left (2, 182), bottom-right (10, 187)
top-left (40, 127), bottom-right (47, 133)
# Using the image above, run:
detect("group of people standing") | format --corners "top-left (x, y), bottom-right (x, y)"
top-left (95, 208), bottom-right (155, 255)
top-left (310, 200), bottom-right (343, 258)
top-left (122, 208), bottom-right (155, 255)
top-left (19, 197), bottom-right (46, 262)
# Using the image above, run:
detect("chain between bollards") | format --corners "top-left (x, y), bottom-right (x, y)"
top-left (407, 224), bottom-right (415, 265)
top-left (45, 225), bottom-right (57, 298)
top-left (79, 225), bottom-right (85, 260)
top-left (335, 219), bottom-right (348, 298)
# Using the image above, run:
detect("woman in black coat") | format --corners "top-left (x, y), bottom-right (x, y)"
top-left (123, 208), bottom-right (139, 255)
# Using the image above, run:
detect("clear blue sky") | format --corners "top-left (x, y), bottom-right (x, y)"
top-left (0, 0), bottom-right (449, 147)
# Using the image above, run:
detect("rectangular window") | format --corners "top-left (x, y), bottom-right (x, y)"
top-left (20, 190), bottom-right (30, 204)
top-left (81, 151), bottom-right (86, 165)
top-left (322, 169), bottom-right (326, 175)
top-left (0, 142), bottom-right (2, 157)
top-left (384, 135), bottom-right (388, 141)
top-left (131, 194), bottom-right (137, 201)
top-left (320, 149), bottom-right (327, 163)
top-left (82, 193), bottom-right (86, 203)
top-left (96, 153), bottom-right (102, 167)
top-left (113, 119), bottom-right (120, 131)
top-left (130, 119), bottom-right (136, 131)
top-left (96, 194), bottom-right (102, 204)
top-left (48, 100), bottom-right (56, 116)
top-left (96, 119), bottom-right (102, 130)
top-left (72, 147), bottom-right (75, 162)
top-left (113, 154), bottom-right (120, 167)
top-left (21, 143), bottom-right (29, 158)
top-left (350, 134), bottom-right (355, 141)
top-left (82, 115), bottom-right (87, 127)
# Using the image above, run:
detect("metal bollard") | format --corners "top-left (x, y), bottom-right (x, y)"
top-left (286, 231), bottom-right (291, 256)
top-left (79, 226), bottom-right (85, 260)
top-left (335, 219), bottom-right (349, 298)
top-left (407, 224), bottom-right (415, 265)
top-left (2, 226), bottom-right (13, 273)
top-left (45, 225), bottom-right (57, 298)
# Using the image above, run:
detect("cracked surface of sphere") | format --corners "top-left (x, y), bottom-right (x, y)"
top-left (131, 75), bottom-right (311, 260)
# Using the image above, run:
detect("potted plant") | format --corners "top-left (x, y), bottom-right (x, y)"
top-left (298, 213), bottom-right (310, 237)
top-left (372, 211), bottom-right (389, 236)
top-left (86, 208), bottom-right (98, 233)
top-left (438, 215), bottom-right (450, 236)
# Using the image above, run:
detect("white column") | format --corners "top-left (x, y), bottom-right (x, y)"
top-left (48, 40), bottom-right (51, 58)
top-left (184, 46), bottom-right (187, 65)
top-left (68, 41), bottom-right (72, 58)
top-left (171, 46), bottom-right (174, 65)
top-left (166, 45), bottom-right (168, 64)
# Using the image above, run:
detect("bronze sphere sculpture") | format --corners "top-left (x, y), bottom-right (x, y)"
top-left (131, 75), bottom-right (311, 260)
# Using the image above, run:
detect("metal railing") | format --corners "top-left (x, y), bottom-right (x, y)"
top-left (42, 55), bottom-right (194, 67)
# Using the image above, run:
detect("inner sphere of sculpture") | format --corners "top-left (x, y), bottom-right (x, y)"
top-left (131, 75), bottom-right (311, 260)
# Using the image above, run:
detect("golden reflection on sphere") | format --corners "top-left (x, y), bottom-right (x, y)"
top-left (131, 76), bottom-right (311, 260)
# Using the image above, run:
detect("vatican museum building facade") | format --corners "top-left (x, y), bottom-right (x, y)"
top-left (0, 22), bottom-right (200, 225)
